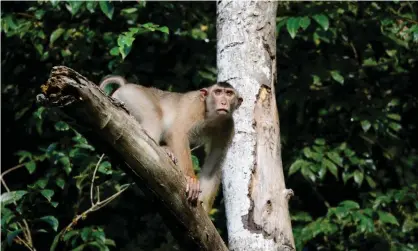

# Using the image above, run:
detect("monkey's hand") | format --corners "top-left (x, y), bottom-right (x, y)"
top-left (185, 176), bottom-right (200, 204)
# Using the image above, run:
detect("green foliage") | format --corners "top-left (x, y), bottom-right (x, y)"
top-left (1, 1), bottom-right (417, 250)
top-left (278, 1), bottom-right (418, 250)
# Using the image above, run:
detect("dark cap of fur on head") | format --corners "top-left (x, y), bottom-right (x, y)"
top-left (216, 81), bottom-right (234, 88)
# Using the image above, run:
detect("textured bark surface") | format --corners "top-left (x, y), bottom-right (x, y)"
top-left (217, 1), bottom-right (295, 250)
top-left (37, 66), bottom-right (228, 251)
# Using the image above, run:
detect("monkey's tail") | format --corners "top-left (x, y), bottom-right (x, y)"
top-left (99, 75), bottom-right (127, 90)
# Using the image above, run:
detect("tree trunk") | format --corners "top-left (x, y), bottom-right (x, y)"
top-left (37, 66), bottom-right (228, 251)
top-left (217, 1), bottom-right (295, 250)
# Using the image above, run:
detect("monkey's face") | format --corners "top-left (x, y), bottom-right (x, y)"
top-left (201, 84), bottom-right (243, 118)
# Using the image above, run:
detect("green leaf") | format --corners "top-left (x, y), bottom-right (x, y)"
top-left (314, 138), bottom-right (325, 145)
top-left (312, 14), bottom-right (329, 31)
top-left (99, 1), bottom-right (114, 20)
top-left (378, 211), bottom-right (399, 226)
top-left (40, 216), bottom-right (59, 231)
top-left (110, 47), bottom-right (119, 56)
top-left (301, 165), bottom-right (316, 182)
top-left (365, 175), bottom-right (376, 188)
top-left (361, 120), bottom-right (371, 132)
top-left (81, 227), bottom-right (92, 241)
top-left (66, 1), bottom-right (83, 16)
top-left (326, 152), bottom-right (343, 167)
top-left (16, 150), bottom-right (32, 163)
top-left (35, 178), bottom-right (48, 189)
top-left (299, 17), bottom-right (311, 30)
top-left (59, 156), bottom-right (72, 174)
top-left (288, 159), bottom-right (308, 175)
top-left (339, 200), bottom-right (360, 210)
top-left (358, 213), bottom-right (374, 232)
top-left (158, 26), bottom-right (169, 34)
top-left (387, 113), bottom-right (401, 121)
top-left (25, 160), bottom-right (36, 174)
top-left (0, 190), bottom-right (28, 206)
top-left (7, 229), bottom-right (23, 246)
top-left (98, 161), bottom-right (112, 175)
top-left (50, 28), bottom-right (65, 45)
top-left (54, 121), bottom-right (69, 131)
top-left (55, 178), bottom-right (65, 189)
top-left (330, 70), bottom-right (344, 85)
top-left (121, 8), bottom-right (138, 14)
top-left (40, 189), bottom-right (54, 202)
top-left (389, 122), bottom-right (402, 132)
top-left (353, 170), bottom-right (364, 186)
top-left (117, 33), bottom-right (135, 59)
top-left (86, 1), bottom-right (97, 13)
top-left (342, 172), bottom-right (353, 184)
top-left (322, 158), bottom-right (338, 179)
top-left (63, 230), bottom-right (79, 242)
top-left (286, 17), bottom-right (301, 39)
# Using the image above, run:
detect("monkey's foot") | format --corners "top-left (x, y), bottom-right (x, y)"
top-left (185, 176), bottom-right (200, 204)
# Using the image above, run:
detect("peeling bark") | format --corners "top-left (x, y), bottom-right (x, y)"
top-left (217, 1), bottom-right (295, 250)
top-left (37, 66), bottom-right (228, 251)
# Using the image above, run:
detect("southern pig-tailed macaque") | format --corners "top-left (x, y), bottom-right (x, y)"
top-left (99, 76), bottom-right (243, 212)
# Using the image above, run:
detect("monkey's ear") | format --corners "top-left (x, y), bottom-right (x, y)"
top-left (237, 97), bottom-right (243, 108)
top-left (199, 88), bottom-right (208, 101)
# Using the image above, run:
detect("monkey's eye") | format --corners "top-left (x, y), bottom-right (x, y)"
top-left (226, 90), bottom-right (234, 96)
top-left (214, 89), bottom-right (222, 95)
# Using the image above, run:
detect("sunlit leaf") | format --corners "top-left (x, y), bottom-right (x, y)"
top-left (300, 17), bottom-right (311, 30)
top-left (99, 1), bottom-right (114, 20)
top-left (40, 189), bottom-right (54, 202)
top-left (326, 152), bottom-right (343, 167)
top-left (312, 14), bottom-right (329, 31)
top-left (354, 170), bottom-right (364, 186)
top-left (365, 175), bottom-right (376, 188)
top-left (0, 190), bottom-right (28, 206)
top-left (40, 216), bottom-right (59, 231)
top-left (286, 17), bottom-right (300, 39)
top-left (55, 178), bottom-right (65, 189)
top-left (342, 172), bottom-right (353, 184)
top-left (330, 70), bottom-right (344, 85)
top-left (16, 150), bottom-right (32, 163)
top-left (361, 120), bottom-right (371, 132)
top-left (289, 159), bottom-right (309, 175)
top-left (339, 200), bottom-right (360, 210)
top-left (98, 161), bottom-right (112, 175)
top-left (86, 1), bottom-right (97, 13)
top-left (323, 158), bottom-right (338, 179)
top-left (50, 28), bottom-right (65, 45)
top-left (66, 1), bottom-right (83, 16)
top-left (314, 138), bottom-right (326, 145)
top-left (378, 211), bottom-right (399, 226)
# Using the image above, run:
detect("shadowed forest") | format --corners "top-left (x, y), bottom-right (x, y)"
top-left (1, 1), bottom-right (417, 251)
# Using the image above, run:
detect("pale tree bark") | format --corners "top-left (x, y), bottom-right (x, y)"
top-left (217, 1), bottom-right (295, 250)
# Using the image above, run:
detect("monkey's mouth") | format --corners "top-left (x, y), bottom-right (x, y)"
top-left (217, 109), bottom-right (229, 114)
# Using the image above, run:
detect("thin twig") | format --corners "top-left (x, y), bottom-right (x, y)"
top-left (90, 154), bottom-right (105, 206)
top-left (0, 163), bottom-right (26, 180)
top-left (64, 184), bottom-right (131, 232)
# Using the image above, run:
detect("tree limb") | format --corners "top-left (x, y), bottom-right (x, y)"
top-left (37, 65), bottom-right (228, 251)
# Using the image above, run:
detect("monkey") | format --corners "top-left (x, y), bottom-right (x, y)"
top-left (99, 76), bottom-right (243, 212)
